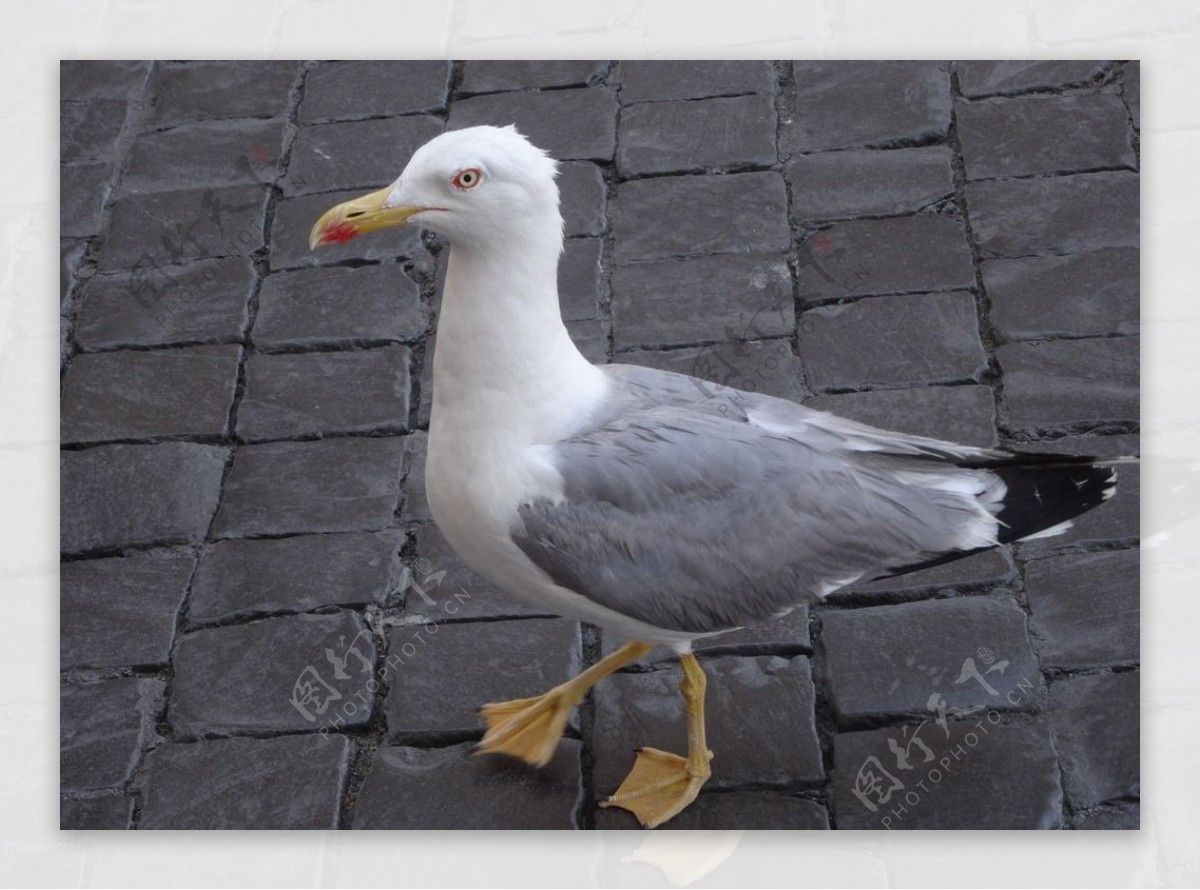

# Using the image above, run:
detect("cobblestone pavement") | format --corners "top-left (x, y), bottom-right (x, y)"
top-left (59, 60), bottom-right (1139, 830)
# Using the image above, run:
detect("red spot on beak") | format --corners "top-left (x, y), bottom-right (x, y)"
top-left (322, 221), bottom-right (359, 245)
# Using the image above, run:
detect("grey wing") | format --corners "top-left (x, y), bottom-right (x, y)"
top-left (511, 366), bottom-right (1006, 635)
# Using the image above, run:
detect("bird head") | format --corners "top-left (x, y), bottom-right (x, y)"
top-left (309, 124), bottom-right (562, 251)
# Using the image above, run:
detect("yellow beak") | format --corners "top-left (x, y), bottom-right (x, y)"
top-left (308, 186), bottom-right (428, 250)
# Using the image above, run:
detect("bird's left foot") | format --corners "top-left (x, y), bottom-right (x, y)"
top-left (474, 688), bottom-right (576, 768)
top-left (600, 746), bottom-right (713, 829)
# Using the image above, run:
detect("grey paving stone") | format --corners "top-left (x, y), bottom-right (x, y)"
top-left (611, 252), bottom-right (792, 349)
top-left (99, 184), bottom-right (270, 271)
top-left (403, 523), bottom-right (553, 620)
top-left (383, 618), bottom-right (580, 734)
top-left (958, 92), bottom-right (1136, 180)
top-left (353, 741), bottom-right (582, 829)
top-left (956, 61), bottom-right (1111, 98)
top-left (236, 345), bottom-right (411, 441)
top-left (283, 116), bottom-right (444, 196)
top-left (1050, 670), bottom-right (1139, 809)
top-left (60, 99), bottom-right (127, 163)
top-left (592, 656), bottom-right (823, 793)
top-left (566, 317), bottom-right (608, 363)
top-left (449, 88), bottom-right (618, 161)
top-left (558, 161), bottom-right (606, 237)
top-left (559, 237), bottom-right (602, 321)
top-left (983, 248), bottom-right (1139, 341)
top-left (835, 547), bottom-right (1016, 604)
top-left (461, 60), bottom-right (607, 93)
top-left (966, 171), bottom-right (1139, 257)
top-left (805, 384), bottom-right (999, 449)
top-left (797, 291), bottom-right (988, 391)
top-left (150, 60), bottom-right (298, 125)
top-left (61, 344), bottom-right (241, 443)
top-left (821, 595), bottom-right (1043, 723)
top-left (123, 118), bottom-right (288, 195)
top-left (997, 336), bottom-right (1139, 431)
top-left (254, 264), bottom-right (426, 349)
top-left (1072, 804), bottom-right (1140, 830)
top-left (794, 215), bottom-right (975, 305)
top-left (1017, 433), bottom-right (1139, 551)
top-left (618, 338), bottom-right (808, 407)
top-left (832, 720), bottom-right (1062, 829)
top-left (139, 734), bottom-right (351, 829)
top-left (595, 790), bottom-right (829, 830)
top-left (787, 146), bottom-right (954, 222)
top-left (60, 551), bottom-right (193, 670)
top-left (1123, 62), bottom-right (1140, 130)
top-left (790, 61), bottom-right (951, 151)
top-left (189, 530), bottom-right (404, 623)
top-left (60, 795), bottom-right (134, 830)
top-left (61, 443), bottom-right (228, 553)
top-left (269, 188), bottom-right (431, 271)
top-left (400, 430), bottom-right (430, 523)
top-left (620, 61), bottom-right (775, 104)
top-left (213, 437), bottom-right (405, 538)
top-left (1025, 549), bottom-right (1139, 671)
top-left (171, 611), bottom-right (377, 736)
top-left (61, 678), bottom-right (163, 792)
top-left (61, 160), bottom-right (114, 239)
top-left (300, 61), bottom-right (451, 122)
top-left (74, 257), bottom-right (254, 350)
top-left (617, 94), bottom-right (776, 176)
top-left (613, 172), bottom-right (789, 262)
top-left (60, 60), bottom-right (149, 101)
top-left (599, 607), bottom-right (812, 666)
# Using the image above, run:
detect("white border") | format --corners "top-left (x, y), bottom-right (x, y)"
top-left (3, 1), bottom-right (1197, 886)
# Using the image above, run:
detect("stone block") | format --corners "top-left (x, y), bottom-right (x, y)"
top-left (61, 345), bottom-right (241, 443)
top-left (787, 146), bottom-right (954, 221)
top-left (820, 595), bottom-right (1043, 723)
top-left (353, 741), bottom-right (581, 829)
top-left (300, 61), bottom-right (451, 122)
top-left (213, 437), bottom-right (405, 537)
top-left (61, 443), bottom-right (228, 553)
top-left (74, 257), bottom-right (254, 349)
top-left (60, 551), bottom-right (193, 669)
top-left (139, 734), bottom-right (351, 828)
top-left (797, 291), bottom-right (987, 390)
top-left (617, 94), bottom-right (776, 176)
top-left (188, 530), bottom-right (404, 623)
top-left (613, 172), bottom-right (789, 262)
top-left (236, 345), bottom-right (411, 440)
top-left (611, 252), bottom-right (792, 349)
top-left (449, 88), bottom-right (618, 161)
top-left (1025, 549), bottom-right (1139, 671)
top-left (283, 116), bottom-right (443, 196)
top-left (170, 611), bottom-right (377, 735)
top-left (790, 61), bottom-right (951, 151)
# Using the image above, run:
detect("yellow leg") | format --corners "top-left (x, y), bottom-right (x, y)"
top-left (600, 653), bottom-right (713, 828)
top-left (474, 639), bottom-right (655, 767)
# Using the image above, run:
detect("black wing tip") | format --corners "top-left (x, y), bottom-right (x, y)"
top-left (993, 462), bottom-right (1116, 545)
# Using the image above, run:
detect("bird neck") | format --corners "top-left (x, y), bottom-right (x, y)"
top-left (430, 228), bottom-right (606, 440)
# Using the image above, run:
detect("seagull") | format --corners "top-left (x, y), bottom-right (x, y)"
top-left (310, 125), bottom-right (1117, 828)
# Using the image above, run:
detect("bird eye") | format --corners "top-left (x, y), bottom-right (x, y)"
top-left (452, 168), bottom-right (482, 190)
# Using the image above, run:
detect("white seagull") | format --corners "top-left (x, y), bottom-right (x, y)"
top-left (310, 125), bottom-right (1117, 828)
